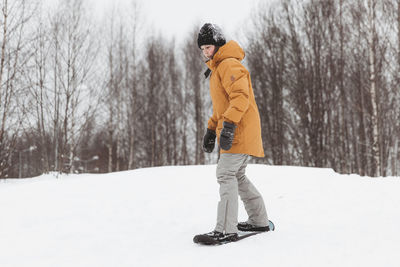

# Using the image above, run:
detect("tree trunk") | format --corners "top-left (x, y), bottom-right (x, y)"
top-left (367, 0), bottom-right (380, 176)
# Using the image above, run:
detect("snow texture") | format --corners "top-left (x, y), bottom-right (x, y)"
top-left (210, 24), bottom-right (225, 43)
top-left (0, 165), bottom-right (399, 267)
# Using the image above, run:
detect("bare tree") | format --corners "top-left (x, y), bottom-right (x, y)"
top-left (367, 0), bottom-right (381, 176)
top-left (127, 0), bottom-right (142, 170)
top-left (48, 0), bottom-right (98, 173)
top-left (145, 36), bottom-right (166, 166)
top-left (27, 8), bottom-right (51, 173)
top-left (102, 1), bottom-right (143, 172)
top-left (244, 0), bottom-right (399, 176)
top-left (247, 3), bottom-right (289, 165)
top-left (0, 0), bottom-right (36, 177)
top-left (183, 26), bottom-right (206, 165)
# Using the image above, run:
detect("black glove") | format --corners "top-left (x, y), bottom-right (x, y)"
top-left (220, 121), bottom-right (236, 151)
top-left (203, 128), bottom-right (216, 153)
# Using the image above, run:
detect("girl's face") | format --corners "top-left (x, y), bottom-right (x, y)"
top-left (201, 44), bottom-right (216, 60)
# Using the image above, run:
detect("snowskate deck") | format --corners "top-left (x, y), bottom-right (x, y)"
top-left (236, 231), bottom-right (263, 240)
top-left (193, 231), bottom-right (263, 246)
top-left (193, 220), bottom-right (275, 246)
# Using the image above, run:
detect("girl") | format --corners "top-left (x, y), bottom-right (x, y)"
top-left (194, 23), bottom-right (272, 245)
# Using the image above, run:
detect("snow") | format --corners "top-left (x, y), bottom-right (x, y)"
top-left (0, 164), bottom-right (399, 267)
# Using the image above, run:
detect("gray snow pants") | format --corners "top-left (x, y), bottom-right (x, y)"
top-left (215, 153), bottom-right (269, 234)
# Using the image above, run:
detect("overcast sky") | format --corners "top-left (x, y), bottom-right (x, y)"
top-left (85, 0), bottom-right (266, 41)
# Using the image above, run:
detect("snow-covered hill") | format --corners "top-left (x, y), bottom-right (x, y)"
top-left (0, 165), bottom-right (399, 267)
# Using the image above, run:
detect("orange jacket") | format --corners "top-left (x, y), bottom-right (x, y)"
top-left (206, 40), bottom-right (265, 158)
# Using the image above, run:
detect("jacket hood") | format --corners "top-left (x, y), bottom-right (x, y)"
top-left (206, 40), bottom-right (245, 71)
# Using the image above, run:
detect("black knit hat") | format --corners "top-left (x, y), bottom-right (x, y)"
top-left (197, 23), bottom-right (226, 48)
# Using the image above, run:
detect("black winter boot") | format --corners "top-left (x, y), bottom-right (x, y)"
top-left (237, 221), bottom-right (275, 232)
top-left (193, 231), bottom-right (239, 245)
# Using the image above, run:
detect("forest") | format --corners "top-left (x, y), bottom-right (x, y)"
top-left (1, 0), bottom-right (400, 178)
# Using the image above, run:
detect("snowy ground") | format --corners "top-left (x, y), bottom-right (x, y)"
top-left (0, 164), bottom-right (399, 267)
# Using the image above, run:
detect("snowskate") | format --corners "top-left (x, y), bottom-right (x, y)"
top-left (193, 220), bottom-right (275, 245)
